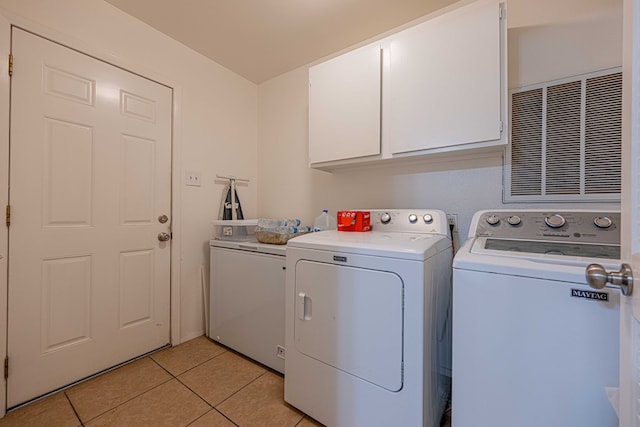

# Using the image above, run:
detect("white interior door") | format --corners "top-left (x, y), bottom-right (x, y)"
top-left (7, 28), bottom-right (172, 407)
top-left (620, 0), bottom-right (640, 425)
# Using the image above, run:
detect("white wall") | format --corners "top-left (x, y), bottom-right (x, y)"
top-left (0, 0), bottom-right (259, 342)
top-left (508, 0), bottom-right (623, 88)
top-left (257, 0), bottom-right (623, 242)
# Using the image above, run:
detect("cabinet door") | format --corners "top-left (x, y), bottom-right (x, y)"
top-left (309, 43), bottom-right (382, 164)
top-left (388, 0), bottom-right (502, 154)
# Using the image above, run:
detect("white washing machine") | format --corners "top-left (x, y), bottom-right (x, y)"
top-left (285, 209), bottom-right (452, 427)
top-left (452, 210), bottom-right (621, 427)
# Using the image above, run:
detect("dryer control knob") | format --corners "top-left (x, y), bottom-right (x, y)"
top-left (545, 214), bottom-right (566, 228)
top-left (380, 213), bottom-right (391, 224)
top-left (408, 214), bottom-right (418, 223)
top-left (593, 216), bottom-right (613, 229)
top-left (423, 214), bottom-right (433, 224)
top-left (507, 215), bottom-right (522, 226)
top-left (486, 215), bottom-right (500, 226)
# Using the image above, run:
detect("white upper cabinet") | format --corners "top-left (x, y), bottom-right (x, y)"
top-left (308, 0), bottom-right (506, 170)
top-left (308, 43), bottom-right (382, 164)
top-left (388, 0), bottom-right (502, 154)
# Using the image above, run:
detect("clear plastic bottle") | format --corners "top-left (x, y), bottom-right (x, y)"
top-left (257, 218), bottom-right (301, 229)
top-left (313, 210), bottom-right (337, 232)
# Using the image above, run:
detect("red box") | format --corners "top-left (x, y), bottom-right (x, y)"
top-left (337, 211), bottom-right (371, 232)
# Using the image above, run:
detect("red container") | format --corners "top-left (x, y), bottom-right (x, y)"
top-left (337, 211), bottom-right (371, 232)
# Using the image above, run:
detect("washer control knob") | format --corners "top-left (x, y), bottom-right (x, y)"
top-left (486, 215), bottom-right (500, 226)
top-left (423, 214), bottom-right (433, 224)
top-left (408, 214), bottom-right (418, 223)
top-left (380, 213), bottom-right (391, 224)
top-left (545, 214), bottom-right (566, 228)
top-left (593, 216), bottom-right (613, 229)
top-left (507, 215), bottom-right (522, 226)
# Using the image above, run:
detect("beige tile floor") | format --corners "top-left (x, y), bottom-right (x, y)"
top-left (0, 336), bottom-right (323, 427)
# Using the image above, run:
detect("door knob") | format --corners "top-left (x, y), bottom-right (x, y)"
top-left (585, 263), bottom-right (633, 296)
top-left (158, 214), bottom-right (169, 224)
top-left (158, 232), bottom-right (171, 242)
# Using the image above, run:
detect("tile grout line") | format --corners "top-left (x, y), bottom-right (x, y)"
top-left (210, 370), bottom-right (308, 427)
top-left (292, 415), bottom-right (307, 427)
top-left (147, 344), bottom-right (248, 418)
top-left (73, 363), bottom-right (176, 425)
top-left (181, 345), bottom-right (304, 425)
top-left (170, 374), bottom-right (217, 412)
top-left (150, 348), bottom-right (239, 420)
top-left (185, 408), bottom-right (240, 427)
top-left (209, 370), bottom-right (268, 409)
top-left (160, 345), bottom-right (274, 426)
top-left (80, 377), bottom-right (176, 424)
top-left (63, 391), bottom-right (86, 427)
top-left (203, 371), bottom-right (271, 427)
top-left (162, 356), bottom-right (244, 427)
top-left (150, 347), bottom-right (229, 378)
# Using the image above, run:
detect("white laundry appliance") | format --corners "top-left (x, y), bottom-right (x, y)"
top-left (209, 239), bottom-right (286, 373)
top-left (285, 209), bottom-right (453, 427)
top-left (452, 210), bottom-right (621, 427)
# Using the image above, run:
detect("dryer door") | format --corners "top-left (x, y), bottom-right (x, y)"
top-left (294, 260), bottom-right (404, 391)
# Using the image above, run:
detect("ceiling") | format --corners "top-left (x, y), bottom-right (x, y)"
top-left (103, 0), bottom-right (458, 84)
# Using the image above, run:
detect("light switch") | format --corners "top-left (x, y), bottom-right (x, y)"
top-left (185, 171), bottom-right (201, 186)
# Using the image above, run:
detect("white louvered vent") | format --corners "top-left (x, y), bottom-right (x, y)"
top-left (585, 73), bottom-right (622, 194)
top-left (505, 68), bottom-right (622, 202)
top-left (510, 89), bottom-right (542, 196)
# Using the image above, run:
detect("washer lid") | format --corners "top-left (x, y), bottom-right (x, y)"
top-left (474, 237), bottom-right (620, 260)
top-left (453, 238), bottom-right (621, 283)
top-left (287, 230), bottom-right (451, 261)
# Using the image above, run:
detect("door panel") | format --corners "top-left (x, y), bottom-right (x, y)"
top-left (294, 260), bottom-right (404, 392)
top-left (119, 249), bottom-right (154, 328)
top-left (42, 256), bottom-right (92, 352)
top-left (7, 28), bottom-right (172, 407)
top-left (43, 118), bottom-right (94, 226)
top-left (43, 65), bottom-right (95, 105)
top-left (121, 134), bottom-right (155, 224)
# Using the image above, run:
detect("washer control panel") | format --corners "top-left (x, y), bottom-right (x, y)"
top-left (474, 210), bottom-right (620, 245)
top-left (369, 209), bottom-right (448, 235)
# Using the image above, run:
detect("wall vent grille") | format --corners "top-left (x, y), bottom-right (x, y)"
top-left (510, 89), bottom-right (542, 196)
top-left (505, 68), bottom-right (622, 202)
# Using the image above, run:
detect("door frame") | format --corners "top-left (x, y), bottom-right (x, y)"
top-left (0, 11), bottom-right (184, 417)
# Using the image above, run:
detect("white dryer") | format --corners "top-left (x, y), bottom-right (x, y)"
top-left (285, 209), bottom-right (452, 427)
top-left (452, 210), bottom-right (621, 427)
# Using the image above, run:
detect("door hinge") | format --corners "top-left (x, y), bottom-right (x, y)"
top-left (499, 5), bottom-right (504, 19)
top-left (8, 53), bottom-right (13, 77)
top-left (4, 356), bottom-right (8, 380)
top-left (5, 205), bottom-right (9, 227)
top-left (499, 120), bottom-right (504, 133)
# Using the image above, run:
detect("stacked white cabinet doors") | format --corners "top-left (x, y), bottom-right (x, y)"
top-left (308, 0), bottom-right (506, 170)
